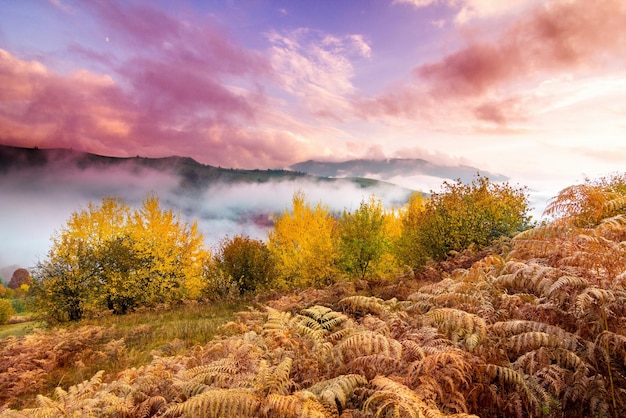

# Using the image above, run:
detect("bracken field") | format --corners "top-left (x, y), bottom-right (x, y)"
top-left (1, 177), bottom-right (626, 417)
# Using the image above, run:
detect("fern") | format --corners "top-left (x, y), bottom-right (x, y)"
top-left (307, 374), bottom-right (367, 415)
top-left (491, 320), bottom-right (582, 349)
top-left (423, 308), bottom-right (486, 351)
top-left (364, 376), bottom-right (476, 418)
top-left (334, 330), bottom-right (402, 364)
top-left (264, 391), bottom-right (328, 418)
top-left (163, 389), bottom-right (261, 417)
top-left (486, 364), bottom-right (552, 416)
top-left (132, 396), bottom-right (168, 418)
top-left (266, 357), bottom-right (294, 395)
top-left (339, 295), bottom-right (388, 316)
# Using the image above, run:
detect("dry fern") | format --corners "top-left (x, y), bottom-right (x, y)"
top-left (423, 308), bottom-right (486, 352)
top-left (307, 374), bottom-right (367, 415)
top-left (163, 389), bottom-right (261, 417)
top-left (264, 391), bottom-right (328, 418)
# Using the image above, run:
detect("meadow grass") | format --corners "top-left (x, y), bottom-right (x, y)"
top-left (0, 320), bottom-right (43, 339)
top-left (0, 299), bottom-right (250, 408)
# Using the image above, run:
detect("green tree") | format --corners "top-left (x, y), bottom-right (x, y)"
top-left (215, 235), bottom-right (275, 294)
top-left (32, 195), bottom-right (208, 321)
top-left (268, 191), bottom-right (338, 288)
top-left (407, 176), bottom-right (531, 263)
top-left (338, 195), bottom-right (388, 279)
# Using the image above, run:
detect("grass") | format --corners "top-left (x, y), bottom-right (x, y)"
top-left (80, 299), bottom-right (250, 370)
top-left (0, 320), bottom-right (43, 339)
top-left (0, 299), bottom-right (250, 408)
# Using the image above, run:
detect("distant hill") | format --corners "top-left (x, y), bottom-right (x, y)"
top-left (290, 158), bottom-right (508, 183)
top-left (0, 145), bottom-right (413, 194)
top-left (0, 265), bottom-right (20, 285)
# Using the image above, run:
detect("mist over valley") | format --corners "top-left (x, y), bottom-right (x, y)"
top-left (0, 145), bottom-right (516, 271)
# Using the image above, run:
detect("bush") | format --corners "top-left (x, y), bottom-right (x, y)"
top-left (0, 299), bottom-right (15, 324)
top-left (215, 235), bottom-right (275, 294)
top-left (402, 176), bottom-right (531, 264)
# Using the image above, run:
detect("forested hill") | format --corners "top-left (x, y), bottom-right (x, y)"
top-left (0, 144), bottom-right (412, 193)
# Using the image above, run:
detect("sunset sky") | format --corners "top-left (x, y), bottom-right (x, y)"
top-left (1, 0), bottom-right (626, 207)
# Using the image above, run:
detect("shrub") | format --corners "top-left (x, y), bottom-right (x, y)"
top-left (0, 299), bottom-right (15, 324)
top-left (409, 175), bottom-right (531, 263)
top-left (215, 235), bottom-right (275, 294)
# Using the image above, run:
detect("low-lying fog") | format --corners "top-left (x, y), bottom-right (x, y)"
top-left (0, 163), bottom-right (413, 269)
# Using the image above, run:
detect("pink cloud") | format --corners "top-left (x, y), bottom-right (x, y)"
top-left (357, 0), bottom-right (626, 126)
top-left (0, 42), bottom-right (311, 169)
top-left (84, 1), bottom-right (180, 49)
top-left (0, 1), bottom-right (323, 169)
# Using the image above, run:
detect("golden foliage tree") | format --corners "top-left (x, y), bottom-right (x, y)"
top-left (268, 191), bottom-right (338, 288)
top-left (395, 192), bottom-right (429, 269)
top-left (32, 195), bottom-right (208, 320)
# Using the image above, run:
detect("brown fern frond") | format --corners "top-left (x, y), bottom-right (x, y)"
top-left (264, 391), bottom-right (328, 418)
top-left (513, 346), bottom-right (589, 377)
top-left (365, 376), bottom-right (461, 418)
top-left (308, 374), bottom-right (367, 415)
top-left (177, 381), bottom-right (211, 399)
top-left (181, 358), bottom-right (239, 388)
top-left (494, 263), bottom-right (557, 297)
top-left (508, 332), bottom-right (575, 355)
top-left (131, 396), bottom-right (167, 418)
top-left (535, 364), bottom-right (568, 396)
top-left (347, 354), bottom-right (401, 379)
top-left (491, 320), bottom-right (581, 348)
top-left (263, 307), bottom-right (293, 336)
top-left (339, 295), bottom-right (388, 316)
top-left (407, 348), bottom-right (472, 392)
top-left (299, 305), bottom-right (351, 331)
top-left (423, 308), bottom-right (486, 351)
top-left (415, 277), bottom-right (457, 295)
top-left (574, 287), bottom-right (616, 315)
top-left (163, 389), bottom-right (261, 417)
top-left (546, 275), bottom-right (589, 305)
top-left (401, 339), bottom-right (427, 362)
top-left (360, 315), bottom-right (391, 336)
top-left (486, 364), bottom-right (552, 416)
top-left (333, 330), bottom-right (402, 364)
top-left (266, 357), bottom-right (294, 395)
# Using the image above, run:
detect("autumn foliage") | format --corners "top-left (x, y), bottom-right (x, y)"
top-left (214, 235), bottom-right (275, 294)
top-left (2, 174), bottom-right (626, 417)
top-left (31, 195), bottom-right (208, 321)
top-left (268, 190), bottom-right (338, 288)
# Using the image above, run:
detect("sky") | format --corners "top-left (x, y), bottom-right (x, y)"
top-left (1, 0), bottom-right (626, 267)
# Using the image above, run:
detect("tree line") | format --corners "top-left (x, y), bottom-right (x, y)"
top-left (29, 176), bottom-right (531, 322)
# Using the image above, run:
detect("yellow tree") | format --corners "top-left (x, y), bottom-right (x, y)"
top-left (32, 195), bottom-right (208, 320)
top-left (399, 176), bottom-right (530, 265)
top-left (214, 235), bottom-right (275, 294)
top-left (126, 194), bottom-right (207, 307)
top-left (33, 197), bottom-right (130, 321)
top-left (268, 191), bottom-right (338, 288)
top-left (394, 192), bottom-right (429, 269)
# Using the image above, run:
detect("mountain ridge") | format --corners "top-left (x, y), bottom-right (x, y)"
top-left (0, 145), bottom-right (415, 193)
top-left (289, 158), bottom-right (508, 183)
